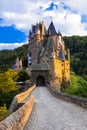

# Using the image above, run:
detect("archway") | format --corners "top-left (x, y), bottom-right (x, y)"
top-left (36, 76), bottom-right (45, 87)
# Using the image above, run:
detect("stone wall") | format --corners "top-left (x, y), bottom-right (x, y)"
top-left (0, 96), bottom-right (34, 130)
top-left (9, 85), bottom-right (35, 112)
top-left (48, 86), bottom-right (87, 109)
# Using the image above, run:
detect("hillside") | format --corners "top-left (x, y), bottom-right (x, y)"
top-left (64, 74), bottom-right (87, 97)
top-left (0, 36), bottom-right (87, 77)
top-left (0, 44), bottom-right (28, 72)
top-left (64, 36), bottom-right (87, 77)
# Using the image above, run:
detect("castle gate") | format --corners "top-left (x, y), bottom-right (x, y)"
top-left (36, 75), bottom-right (45, 86)
top-left (31, 64), bottom-right (49, 87)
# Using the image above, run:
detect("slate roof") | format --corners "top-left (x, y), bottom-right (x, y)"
top-left (58, 48), bottom-right (65, 60)
top-left (48, 22), bottom-right (57, 35)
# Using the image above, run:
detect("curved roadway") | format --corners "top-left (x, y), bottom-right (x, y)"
top-left (24, 87), bottom-right (87, 130)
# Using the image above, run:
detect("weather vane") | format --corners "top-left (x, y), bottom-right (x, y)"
top-left (50, 16), bottom-right (53, 22)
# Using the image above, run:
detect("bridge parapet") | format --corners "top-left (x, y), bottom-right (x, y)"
top-left (48, 86), bottom-right (87, 109)
top-left (0, 96), bottom-right (34, 130)
top-left (9, 84), bottom-right (35, 112)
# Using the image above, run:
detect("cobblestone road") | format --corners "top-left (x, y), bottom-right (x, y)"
top-left (24, 87), bottom-right (87, 130)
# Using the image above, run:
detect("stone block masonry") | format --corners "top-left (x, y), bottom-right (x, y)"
top-left (48, 86), bottom-right (87, 109)
top-left (9, 85), bottom-right (35, 112)
top-left (0, 96), bottom-right (34, 130)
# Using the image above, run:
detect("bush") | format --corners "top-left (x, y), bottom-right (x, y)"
top-left (17, 69), bottom-right (30, 82)
top-left (65, 74), bottom-right (87, 97)
top-left (82, 75), bottom-right (87, 81)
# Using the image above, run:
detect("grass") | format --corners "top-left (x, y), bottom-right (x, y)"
top-left (65, 74), bottom-right (87, 97)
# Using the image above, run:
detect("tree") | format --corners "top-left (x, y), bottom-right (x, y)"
top-left (0, 44), bottom-right (28, 72)
top-left (17, 69), bottom-right (30, 82)
top-left (71, 58), bottom-right (81, 74)
top-left (0, 70), bottom-right (20, 109)
top-left (5, 69), bottom-right (18, 81)
top-left (0, 73), bottom-right (16, 93)
top-left (64, 36), bottom-right (87, 76)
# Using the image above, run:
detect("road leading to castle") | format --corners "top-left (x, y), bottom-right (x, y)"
top-left (24, 87), bottom-right (87, 130)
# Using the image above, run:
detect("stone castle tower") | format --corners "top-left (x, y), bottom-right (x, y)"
top-left (28, 21), bottom-right (70, 91)
top-left (12, 57), bottom-right (22, 71)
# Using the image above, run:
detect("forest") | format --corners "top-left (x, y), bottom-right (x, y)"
top-left (0, 44), bottom-right (28, 72)
top-left (64, 36), bottom-right (87, 78)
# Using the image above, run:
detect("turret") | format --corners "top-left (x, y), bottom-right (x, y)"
top-left (68, 49), bottom-right (70, 62)
top-left (12, 57), bottom-right (22, 71)
top-left (19, 59), bottom-right (22, 69)
top-left (15, 57), bottom-right (20, 70)
top-left (35, 25), bottom-right (41, 43)
top-left (42, 21), bottom-right (45, 35)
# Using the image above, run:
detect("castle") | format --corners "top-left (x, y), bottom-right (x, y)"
top-left (28, 20), bottom-right (70, 91)
top-left (12, 57), bottom-right (22, 71)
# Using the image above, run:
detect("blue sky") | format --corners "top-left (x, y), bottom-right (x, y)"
top-left (0, 25), bottom-right (26, 43)
top-left (0, 0), bottom-right (87, 50)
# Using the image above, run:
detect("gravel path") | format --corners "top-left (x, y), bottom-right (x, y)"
top-left (24, 87), bottom-right (87, 130)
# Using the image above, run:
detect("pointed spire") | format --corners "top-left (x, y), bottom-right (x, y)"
top-left (48, 21), bottom-right (57, 36)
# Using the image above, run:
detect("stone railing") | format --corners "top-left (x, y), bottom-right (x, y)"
top-left (0, 95), bottom-right (34, 130)
top-left (9, 84), bottom-right (35, 112)
top-left (48, 86), bottom-right (87, 109)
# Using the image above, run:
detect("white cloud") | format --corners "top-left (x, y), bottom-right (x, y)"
top-left (0, 42), bottom-right (27, 50)
top-left (0, 0), bottom-right (87, 36)
top-left (64, 0), bottom-right (87, 15)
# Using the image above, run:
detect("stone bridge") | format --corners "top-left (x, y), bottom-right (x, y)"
top-left (0, 85), bottom-right (87, 130)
